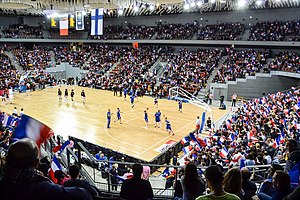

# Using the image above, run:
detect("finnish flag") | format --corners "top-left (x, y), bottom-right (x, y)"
top-left (91, 8), bottom-right (103, 36)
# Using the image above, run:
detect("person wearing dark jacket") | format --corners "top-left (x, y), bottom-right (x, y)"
top-left (64, 165), bottom-right (98, 199)
top-left (120, 163), bottom-right (154, 200)
top-left (241, 167), bottom-right (257, 200)
top-left (0, 138), bottom-right (92, 200)
top-left (257, 170), bottom-right (293, 200)
top-left (285, 139), bottom-right (300, 172)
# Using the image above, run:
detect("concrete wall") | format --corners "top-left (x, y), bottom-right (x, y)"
top-left (212, 74), bottom-right (300, 101)
top-left (227, 75), bottom-right (300, 100)
top-left (46, 62), bottom-right (88, 80)
top-left (1, 7), bottom-right (300, 29)
top-left (104, 8), bottom-right (300, 27)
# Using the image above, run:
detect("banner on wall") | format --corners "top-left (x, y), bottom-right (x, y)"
top-left (69, 14), bottom-right (75, 28)
top-left (91, 8), bottom-right (103, 35)
top-left (75, 11), bottom-right (84, 30)
top-left (59, 16), bottom-right (69, 36)
top-left (51, 17), bottom-right (58, 28)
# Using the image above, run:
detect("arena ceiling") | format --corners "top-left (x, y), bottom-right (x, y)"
top-left (0, 0), bottom-right (299, 17)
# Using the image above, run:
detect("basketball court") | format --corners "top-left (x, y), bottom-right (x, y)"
top-left (0, 86), bottom-right (228, 162)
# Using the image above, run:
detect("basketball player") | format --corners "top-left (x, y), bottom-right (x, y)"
top-left (130, 94), bottom-right (135, 108)
top-left (13, 107), bottom-right (18, 116)
top-left (26, 82), bottom-right (30, 96)
top-left (2, 90), bottom-right (6, 104)
top-left (64, 89), bottom-right (68, 102)
top-left (144, 110), bottom-right (149, 128)
top-left (5, 89), bottom-right (10, 104)
top-left (115, 108), bottom-right (122, 124)
top-left (178, 100), bottom-right (183, 113)
top-left (107, 109), bottom-right (112, 129)
top-left (81, 90), bottom-right (86, 104)
top-left (70, 89), bottom-right (75, 102)
top-left (20, 108), bottom-right (24, 116)
top-left (165, 117), bottom-right (174, 135)
top-left (123, 87), bottom-right (127, 100)
top-left (154, 110), bottom-right (161, 128)
top-left (58, 88), bottom-right (62, 102)
top-left (154, 97), bottom-right (158, 108)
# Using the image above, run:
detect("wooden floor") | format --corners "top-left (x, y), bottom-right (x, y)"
top-left (0, 86), bottom-right (228, 162)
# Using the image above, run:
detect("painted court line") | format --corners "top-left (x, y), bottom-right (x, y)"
top-left (103, 122), bottom-right (147, 150)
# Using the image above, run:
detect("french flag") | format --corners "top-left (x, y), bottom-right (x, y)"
top-left (53, 140), bottom-right (70, 154)
top-left (49, 155), bottom-right (62, 183)
top-left (220, 148), bottom-right (229, 159)
top-left (228, 134), bottom-right (235, 142)
top-left (183, 146), bottom-right (191, 154)
top-left (181, 137), bottom-right (189, 145)
top-left (12, 115), bottom-right (54, 147)
top-left (294, 102), bottom-right (300, 111)
top-left (91, 8), bottom-right (104, 36)
top-left (2, 114), bottom-right (13, 127)
top-left (219, 136), bottom-right (226, 144)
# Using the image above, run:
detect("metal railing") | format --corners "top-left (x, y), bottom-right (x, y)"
top-left (59, 138), bottom-right (285, 199)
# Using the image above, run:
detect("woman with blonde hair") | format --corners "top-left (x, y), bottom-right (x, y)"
top-left (223, 168), bottom-right (244, 199)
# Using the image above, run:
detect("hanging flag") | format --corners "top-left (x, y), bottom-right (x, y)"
top-left (51, 17), bottom-right (57, 27)
top-left (59, 16), bottom-right (69, 36)
top-left (12, 115), bottom-right (54, 147)
top-left (69, 14), bottom-right (75, 28)
top-left (91, 8), bottom-right (103, 36)
top-left (76, 11), bottom-right (85, 30)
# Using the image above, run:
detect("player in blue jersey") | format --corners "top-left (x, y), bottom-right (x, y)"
top-left (107, 109), bottom-right (113, 128)
top-left (115, 108), bottom-right (122, 124)
top-left (178, 100), bottom-right (183, 113)
top-left (144, 110), bottom-right (149, 128)
top-left (154, 110), bottom-right (162, 128)
top-left (129, 88), bottom-right (134, 96)
top-left (154, 97), bottom-right (158, 108)
top-left (165, 117), bottom-right (175, 135)
top-left (130, 95), bottom-right (135, 108)
top-left (123, 87), bottom-right (127, 100)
